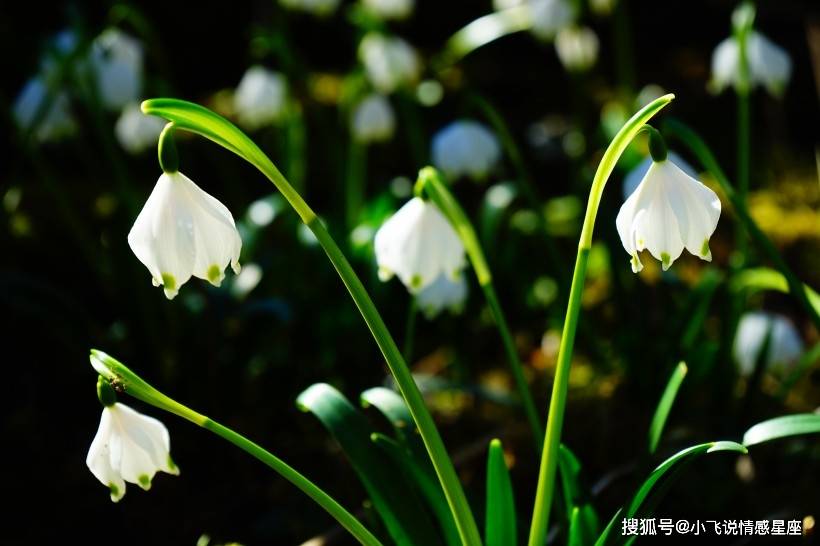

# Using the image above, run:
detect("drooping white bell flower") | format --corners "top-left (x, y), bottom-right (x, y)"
top-left (710, 31), bottom-right (792, 96)
top-left (351, 93), bottom-right (396, 143)
top-left (279, 0), bottom-right (340, 16)
top-left (622, 151), bottom-right (698, 200)
top-left (531, 0), bottom-right (575, 40)
top-left (87, 28), bottom-right (144, 111)
top-left (234, 66), bottom-right (288, 130)
top-left (363, 0), bottom-right (414, 20)
top-left (733, 312), bottom-right (804, 376)
top-left (555, 26), bottom-right (599, 73)
top-left (87, 402), bottom-right (179, 502)
top-left (128, 171), bottom-right (242, 299)
top-left (416, 273), bottom-right (468, 319)
top-left (616, 158), bottom-right (721, 273)
top-left (359, 33), bottom-right (420, 94)
top-left (13, 77), bottom-right (77, 142)
top-left (374, 197), bottom-right (466, 293)
top-left (431, 120), bottom-right (501, 182)
top-left (115, 102), bottom-right (166, 154)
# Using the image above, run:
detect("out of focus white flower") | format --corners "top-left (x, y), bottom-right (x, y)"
top-left (710, 31), bottom-right (792, 96)
top-left (363, 0), bottom-right (414, 20)
top-left (231, 262), bottom-right (263, 298)
top-left (431, 120), bottom-right (501, 182)
top-left (87, 402), bottom-right (179, 502)
top-left (555, 26), bottom-right (599, 72)
top-left (417, 273), bottom-right (468, 319)
top-left (128, 171), bottom-right (242, 299)
top-left (616, 158), bottom-right (721, 273)
top-left (531, 0), bottom-right (575, 40)
top-left (88, 29), bottom-right (144, 111)
top-left (13, 77), bottom-right (77, 142)
top-left (279, 0), bottom-right (340, 16)
top-left (115, 102), bottom-right (166, 154)
top-left (234, 66), bottom-right (288, 130)
top-left (351, 93), bottom-right (395, 143)
top-left (622, 151), bottom-right (698, 200)
top-left (359, 33), bottom-right (420, 94)
top-left (375, 197), bottom-right (466, 293)
top-left (734, 312), bottom-right (804, 376)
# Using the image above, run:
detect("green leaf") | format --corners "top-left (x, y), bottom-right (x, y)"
top-left (648, 362), bottom-right (688, 454)
top-left (439, 6), bottom-right (532, 67)
top-left (732, 267), bottom-right (820, 317)
top-left (594, 509), bottom-right (621, 546)
top-left (597, 441), bottom-right (747, 546)
top-left (297, 383), bottom-right (444, 546)
top-left (372, 433), bottom-right (461, 546)
top-left (558, 445), bottom-right (599, 545)
top-left (743, 414), bottom-right (820, 446)
top-left (485, 439), bottom-right (516, 546)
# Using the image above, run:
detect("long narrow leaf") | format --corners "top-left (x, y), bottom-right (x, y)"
top-left (648, 362), bottom-right (688, 454)
top-left (558, 445), bottom-right (599, 544)
top-left (485, 439), bottom-right (517, 546)
top-left (743, 414), bottom-right (820, 446)
top-left (297, 383), bottom-right (444, 546)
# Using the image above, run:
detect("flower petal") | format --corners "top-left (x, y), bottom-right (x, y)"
top-left (86, 408), bottom-right (126, 502)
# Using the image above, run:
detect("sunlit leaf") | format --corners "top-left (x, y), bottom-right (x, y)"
top-left (743, 414), bottom-right (820, 447)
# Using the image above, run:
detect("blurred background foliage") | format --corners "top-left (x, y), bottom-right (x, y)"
top-left (2, 0), bottom-right (819, 544)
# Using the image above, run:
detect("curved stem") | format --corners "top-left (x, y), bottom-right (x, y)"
top-left (89, 351), bottom-right (383, 546)
top-left (663, 119), bottom-right (820, 330)
top-left (417, 167), bottom-right (543, 453)
top-left (527, 94), bottom-right (675, 546)
top-left (140, 99), bottom-right (483, 546)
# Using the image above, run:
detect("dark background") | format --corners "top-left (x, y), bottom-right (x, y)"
top-left (2, 1), bottom-right (819, 544)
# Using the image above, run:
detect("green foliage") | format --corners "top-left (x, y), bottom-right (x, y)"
top-left (485, 439), bottom-right (517, 546)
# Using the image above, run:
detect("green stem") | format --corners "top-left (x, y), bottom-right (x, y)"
top-left (416, 167), bottom-right (543, 453)
top-left (663, 119), bottom-right (820, 330)
top-left (528, 94), bottom-right (675, 546)
top-left (89, 351), bottom-right (383, 546)
top-left (140, 99), bottom-right (483, 546)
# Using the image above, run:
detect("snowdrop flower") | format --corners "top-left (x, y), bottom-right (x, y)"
top-left (733, 312), bottom-right (804, 376)
top-left (555, 26), bottom-right (599, 72)
top-left (359, 33), bottom-right (420, 94)
top-left (363, 0), bottom-right (414, 20)
top-left (234, 66), bottom-right (288, 130)
top-left (531, 0), bottom-right (575, 40)
top-left (431, 120), bottom-right (501, 182)
top-left (87, 401), bottom-right (179, 502)
top-left (416, 273), bottom-right (468, 319)
top-left (115, 102), bottom-right (166, 154)
top-left (622, 151), bottom-right (698, 200)
top-left (88, 29), bottom-right (144, 111)
top-left (616, 138), bottom-right (721, 273)
top-left (375, 197), bottom-right (466, 293)
top-left (13, 77), bottom-right (77, 142)
top-left (128, 170), bottom-right (242, 299)
top-left (351, 93), bottom-right (395, 143)
top-left (279, 0), bottom-right (340, 16)
top-left (710, 31), bottom-right (792, 96)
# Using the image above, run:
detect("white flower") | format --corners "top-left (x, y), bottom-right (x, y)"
top-left (88, 29), bottom-right (144, 111)
top-left (555, 26), bottom-right (599, 72)
top-left (531, 0), bottom-right (575, 40)
top-left (710, 31), bottom-right (792, 96)
top-left (416, 273), bottom-right (468, 319)
top-left (234, 66), bottom-right (288, 130)
top-left (431, 120), bottom-right (501, 182)
top-left (363, 0), bottom-right (414, 20)
top-left (128, 171), bottom-right (242, 299)
top-left (115, 102), bottom-right (166, 154)
top-left (351, 93), bottom-right (396, 143)
top-left (622, 151), bottom-right (698, 200)
top-left (13, 77), bottom-right (76, 142)
top-left (86, 402), bottom-right (179, 502)
top-left (374, 197), bottom-right (466, 293)
top-left (616, 158), bottom-right (721, 273)
top-left (279, 0), bottom-right (340, 16)
top-left (733, 312), bottom-right (804, 376)
top-left (359, 33), bottom-right (420, 94)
